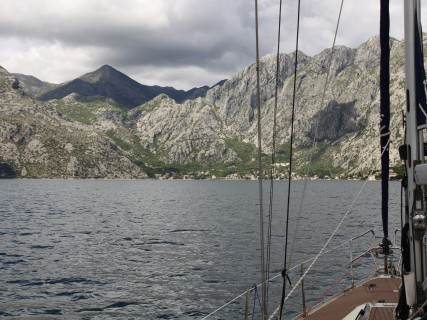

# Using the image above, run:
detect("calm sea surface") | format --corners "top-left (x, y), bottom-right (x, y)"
top-left (0, 180), bottom-right (402, 319)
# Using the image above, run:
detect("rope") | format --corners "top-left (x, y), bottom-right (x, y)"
top-left (254, 0), bottom-right (267, 317)
top-left (200, 289), bottom-right (251, 320)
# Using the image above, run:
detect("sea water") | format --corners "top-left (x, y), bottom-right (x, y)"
top-left (0, 179), bottom-right (402, 319)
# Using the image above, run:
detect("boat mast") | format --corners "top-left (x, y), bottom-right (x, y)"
top-left (380, 0), bottom-right (391, 252)
top-left (402, 0), bottom-right (427, 311)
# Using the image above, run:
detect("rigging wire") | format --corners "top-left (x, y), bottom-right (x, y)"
top-left (254, 0), bottom-right (267, 318)
top-left (278, 0), bottom-right (301, 318)
top-left (266, 0), bottom-right (284, 309)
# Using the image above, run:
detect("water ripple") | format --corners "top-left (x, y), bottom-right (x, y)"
top-left (0, 180), bottom-right (402, 318)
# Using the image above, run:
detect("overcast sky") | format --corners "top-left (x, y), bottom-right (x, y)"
top-left (0, 0), bottom-right (425, 90)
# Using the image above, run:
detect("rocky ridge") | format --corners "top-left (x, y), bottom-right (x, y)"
top-left (35, 65), bottom-right (222, 108)
top-left (0, 35), bottom-right (422, 179)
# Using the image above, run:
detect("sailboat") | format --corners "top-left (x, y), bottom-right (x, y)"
top-left (202, 0), bottom-right (426, 319)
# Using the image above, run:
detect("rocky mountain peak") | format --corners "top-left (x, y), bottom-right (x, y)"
top-left (79, 64), bottom-right (124, 84)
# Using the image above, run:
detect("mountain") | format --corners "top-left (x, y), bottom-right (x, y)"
top-left (1, 35), bottom-right (423, 179)
top-left (37, 65), bottom-right (221, 108)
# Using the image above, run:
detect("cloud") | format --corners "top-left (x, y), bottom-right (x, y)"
top-left (0, 1), bottom-right (170, 40)
top-left (0, 0), bottom-right (423, 89)
top-left (1, 39), bottom-right (108, 83)
top-left (0, 0), bottom-right (256, 88)
top-left (127, 64), bottom-right (228, 90)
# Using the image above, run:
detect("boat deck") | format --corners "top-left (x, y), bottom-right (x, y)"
top-left (299, 276), bottom-right (401, 320)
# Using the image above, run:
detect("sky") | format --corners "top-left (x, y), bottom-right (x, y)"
top-left (0, 0), bottom-right (425, 90)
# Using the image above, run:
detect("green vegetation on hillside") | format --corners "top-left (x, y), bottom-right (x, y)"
top-left (52, 99), bottom-right (122, 125)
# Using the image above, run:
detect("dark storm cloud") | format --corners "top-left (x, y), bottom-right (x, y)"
top-left (0, 0), bottom-right (420, 89)
top-left (0, 0), bottom-right (260, 88)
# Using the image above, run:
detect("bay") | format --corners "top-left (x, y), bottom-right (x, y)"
top-left (0, 180), bottom-right (402, 319)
